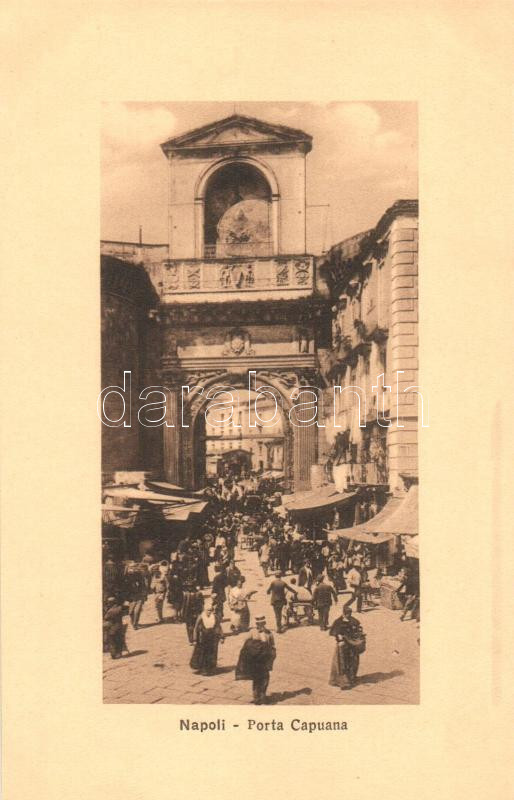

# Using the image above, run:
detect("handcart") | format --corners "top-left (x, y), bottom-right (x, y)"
top-left (285, 599), bottom-right (315, 627)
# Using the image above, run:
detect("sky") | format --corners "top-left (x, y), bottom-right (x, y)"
top-left (101, 101), bottom-right (417, 254)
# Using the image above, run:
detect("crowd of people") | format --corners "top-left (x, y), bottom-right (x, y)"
top-left (103, 474), bottom-right (419, 702)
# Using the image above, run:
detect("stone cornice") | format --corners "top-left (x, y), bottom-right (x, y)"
top-left (177, 354), bottom-right (317, 372)
top-left (158, 296), bottom-right (329, 327)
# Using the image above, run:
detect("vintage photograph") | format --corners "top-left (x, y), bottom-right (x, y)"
top-left (100, 102), bottom-right (419, 704)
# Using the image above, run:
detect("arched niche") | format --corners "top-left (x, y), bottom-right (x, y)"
top-left (194, 158), bottom-right (280, 258)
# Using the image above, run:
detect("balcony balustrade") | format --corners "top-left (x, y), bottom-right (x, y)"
top-left (160, 254), bottom-right (314, 298)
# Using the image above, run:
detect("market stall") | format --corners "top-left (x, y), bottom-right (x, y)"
top-left (330, 485), bottom-right (419, 600)
top-left (102, 486), bottom-right (210, 560)
top-left (281, 486), bottom-right (357, 539)
top-left (375, 485), bottom-right (418, 563)
top-left (335, 526), bottom-right (394, 569)
top-left (146, 480), bottom-right (205, 499)
top-left (328, 495), bottom-right (403, 568)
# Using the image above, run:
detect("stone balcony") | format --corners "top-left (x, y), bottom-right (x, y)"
top-left (100, 241), bottom-right (317, 305)
top-left (159, 254), bottom-right (315, 303)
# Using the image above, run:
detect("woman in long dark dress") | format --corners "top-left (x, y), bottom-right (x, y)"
top-left (190, 602), bottom-right (224, 675)
top-left (329, 606), bottom-right (365, 689)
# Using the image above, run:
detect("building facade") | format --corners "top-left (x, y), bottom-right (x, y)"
top-left (318, 200), bottom-right (419, 498)
top-left (100, 114), bottom-right (418, 499)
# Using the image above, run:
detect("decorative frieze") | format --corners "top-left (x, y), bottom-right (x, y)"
top-left (161, 255), bottom-right (313, 296)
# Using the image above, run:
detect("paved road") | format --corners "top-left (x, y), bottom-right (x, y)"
top-left (104, 548), bottom-right (419, 705)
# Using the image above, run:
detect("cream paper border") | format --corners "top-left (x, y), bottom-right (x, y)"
top-left (2, 3), bottom-right (513, 799)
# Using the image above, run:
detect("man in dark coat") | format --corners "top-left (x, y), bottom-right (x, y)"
top-left (266, 571), bottom-right (296, 633)
top-left (166, 568), bottom-right (184, 623)
top-left (290, 539), bottom-right (303, 574)
top-left (312, 575), bottom-right (338, 630)
top-left (329, 606), bottom-right (365, 688)
top-left (124, 563), bottom-right (147, 630)
top-left (278, 537), bottom-right (291, 574)
top-left (211, 564), bottom-right (228, 622)
top-left (103, 556), bottom-right (123, 601)
top-left (103, 596), bottom-right (127, 659)
top-left (197, 540), bottom-right (210, 588)
top-left (181, 582), bottom-right (204, 644)
top-left (236, 615), bottom-right (276, 704)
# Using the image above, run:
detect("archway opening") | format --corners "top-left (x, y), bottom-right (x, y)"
top-left (203, 162), bottom-right (272, 258)
top-left (193, 387), bottom-right (288, 487)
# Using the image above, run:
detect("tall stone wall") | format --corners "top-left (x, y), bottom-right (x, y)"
top-left (100, 256), bottom-right (160, 481)
top-left (101, 293), bottom-right (143, 476)
top-left (386, 216), bottom-right (419, 493)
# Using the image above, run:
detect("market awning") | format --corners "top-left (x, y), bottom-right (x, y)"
top-left (329, 487), bottom-right (418, 543)
top-left (102, 496), bottom-right (208, 527)
top-left (147, 480), bottom-right (184, 492)
top-left (161, 501), bottom-right (208, 521)
top-left (101, 504), bottom-right (137, 512)
top-left (335, 528), bottom-right (393, 545)
top-left (328, 495), bottom-right (402, 543)
top-left (282, 485), bottom-right (356, 513)
top-left (147, 481), bottom-right (204, 498)
top-left (374, 485), bottom-right (418, 535)
top-left (103, 487), bottom-right (198, 505)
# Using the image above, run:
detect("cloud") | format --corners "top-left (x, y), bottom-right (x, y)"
top-left (330, 103), bottom-right (381, 138)
top-left (101, 103), bottom-right (177, 152)
top-left (100, 101), bottom-right (417, 248)
top-left (374, 129), bottom-right (405, 150)
top-left (265, 104), bottom-right (303, 121)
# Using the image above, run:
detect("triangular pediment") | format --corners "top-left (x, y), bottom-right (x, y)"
top-left (161, 114), bottom-right (312, 155)
top-left (201, 124), bottom-right (285, 145)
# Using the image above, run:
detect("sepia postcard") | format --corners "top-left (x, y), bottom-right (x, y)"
top-left (100, 101), bottom-right (420, 707)
top-left (2, 4), bottom-right (512, 800)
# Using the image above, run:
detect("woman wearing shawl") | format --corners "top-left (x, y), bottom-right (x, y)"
top-left (190, 601), bottom-right (224, 676)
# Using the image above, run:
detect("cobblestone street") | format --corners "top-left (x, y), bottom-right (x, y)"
top-left (104, 547), bottom-right (419, 705)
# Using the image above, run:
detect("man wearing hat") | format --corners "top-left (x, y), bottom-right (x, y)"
top-left (211, 564), bottom-right (228, 622)
top-left (266, 571), bottom-right (297, 633)
top-left (124, 562), bottom-right (147, 630)
top-left (312, 574), bottom-right (338, 630)
top-left (236, 615), bottom-right (276, 704)
top-left (298, 560), bottom-right (314, 591)
top-left (103, 596), bottom-right (128, 659)
top-left (181, 581), bottom-right (204, 644)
